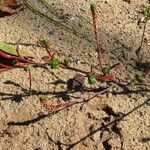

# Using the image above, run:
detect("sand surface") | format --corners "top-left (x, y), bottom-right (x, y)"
top-left (0, 0), bottom-right (150, 150)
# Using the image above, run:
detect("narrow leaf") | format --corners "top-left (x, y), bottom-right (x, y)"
top-left (0, 42), bottom-right (34, 57)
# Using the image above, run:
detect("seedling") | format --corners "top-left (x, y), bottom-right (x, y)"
top-left (101, 67), bottom-right (110, 75)
top-left (0, 43), bottom-right (32, 91)
top-left (50, 58), bottom-right (61, 69)
top-left (0, 42), bottom-right (49, 91)
top-left (2, 2), bottom-right (146, 111)
top-left (88, 74), bottom-right (97, 84)
top-left (135, 6), bottom-right (150, 79)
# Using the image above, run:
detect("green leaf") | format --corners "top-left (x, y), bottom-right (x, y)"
top-left (128, 79), bottom-right (138, 86)
top-left (144, 6), bottom-right (150, 19)
top-left (24, 67), bottom-right (30, 72)
top-left (101, 67), bottom-right (110, 75)
top-left (64, 55), bottom-right (71, 65)
top-left (90, 3), bottom-right (96, 13)
top-left (50, 58), bottom-right (61, 69)
top-left (41, 37), bottom-right (51, 46)
top-left (135, 73), bottom-right (144, 83)
top-left (0, 42), bottom-right (34, 57)
top-left (88, 75), bottom-right (97, 84)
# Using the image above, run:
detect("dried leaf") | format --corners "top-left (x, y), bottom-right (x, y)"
top-left (0, 0), bottom-right (22, 15)
top-left (67, 73), bottom-right (85, 90)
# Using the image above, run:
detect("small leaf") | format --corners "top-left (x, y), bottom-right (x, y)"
top-left (135, 73), bottom-right (144, 83)
top-left (144, 6), bottom-right (150, 19)
top-left (128, 79), bottom-right (138, 86)
top-left (64, 55), bottom-right (71, 65)
top-left (90, 3), bottom-right (96, 13)
top-left (88, 75), bottom-right (97, 84)
top-left (24, 66), bottom-right (30, 72)
top-left (42, 37), bottom-right (50, 45)
top-left (50, 58), bottom-right (61, 69)
top-left (101, 67), bottom-right (110, 75)
top-left (0, 42), bottom-right (34, 57)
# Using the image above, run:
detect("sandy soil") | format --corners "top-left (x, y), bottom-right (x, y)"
top-left (0, 0), bottom-right (150, 150)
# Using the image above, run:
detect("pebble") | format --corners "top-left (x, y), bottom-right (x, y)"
top-left (145, 118), bottom-right (150, 127)
top-left (91, 131), bottom-right (100, 142)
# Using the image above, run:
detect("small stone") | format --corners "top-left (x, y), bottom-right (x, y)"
top-left (88, 52), bottom-right (94, 57)
top-left (145, 118), bottom-right (150, 127)
top-left (107, 92), bottom-right (113, 98)
top-left (67, 74), bottom-right (85, 91)
top-left (101, 131), bottom-right (110, 141)
top-left (91, 131), bottom-right (100, 142)
top-left (140, 16), bottom-right (145, 22)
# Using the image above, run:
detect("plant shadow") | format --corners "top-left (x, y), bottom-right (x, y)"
top-left (141, 137), bottom-right (150, 143)
top-left (0, 79), bottom-right (79, 103)
top-left (7, 98), bottom-right (150, 149)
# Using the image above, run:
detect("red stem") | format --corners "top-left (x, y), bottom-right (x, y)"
top-left (0, 51), bottom-right (40, 65)
top-left (91, 8), bottom-right (102, 68)
top-left (60, 63), bottom-right (127, 86)
top-left (0, 65), bottom-right (14, 74)
top-left (109, 63), bottom-right (120, 70)
top-left (28, 68), bottom-right (32, 91)
top-left (60, 63), bottom-right (89, 74)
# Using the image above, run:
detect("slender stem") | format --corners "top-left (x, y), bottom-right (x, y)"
top-left (0, 64), bottom-right (14, 74)
top-left (28, 68), bottom-right (32, 92)
top-left (91, 4), bottom-right (102, 68)
top-left (136, 19), bottom-right (148, 56)
top-left (60, 63), bottom-right (89, 74)
top-left (60, 63), bottom-right (127, 86)
top-left (109, 63), bottom-right (120, 70)
top-left (40, 0), bottom-right (57, 15)
top-left (21, 0), bottom-right (91, 42)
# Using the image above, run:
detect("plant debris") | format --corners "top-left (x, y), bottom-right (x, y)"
top-left (0, 0), bottom-right (22, 16)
